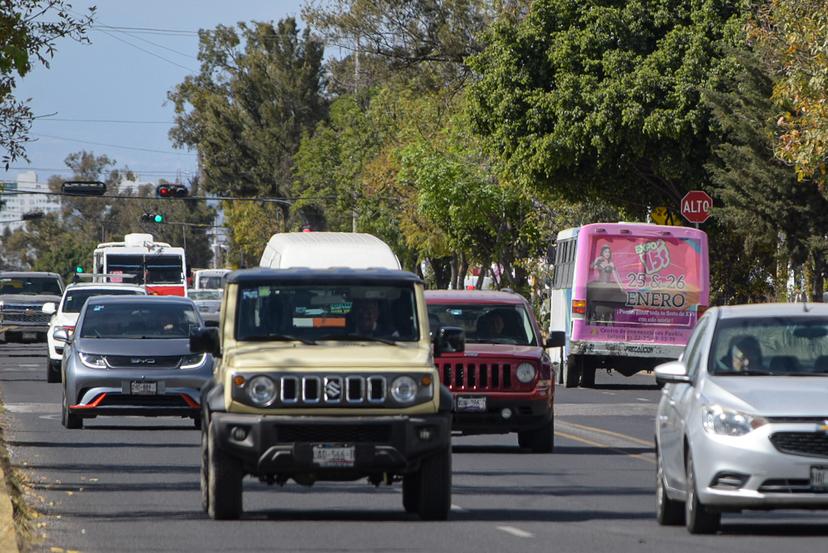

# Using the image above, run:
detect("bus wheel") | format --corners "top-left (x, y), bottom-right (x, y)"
top-left (564, 355), bottom-right (581, 388)
top-left (580, 360), bottom-right (596, 387)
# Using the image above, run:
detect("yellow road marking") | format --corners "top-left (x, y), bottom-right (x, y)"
top-left (556, 430), bottom-right (655, 464)
top-left (560, 420), bottom-right (653, 447)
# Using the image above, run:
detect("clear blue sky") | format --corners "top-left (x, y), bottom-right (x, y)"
top-left (2, 0), bottom-right (306, 185)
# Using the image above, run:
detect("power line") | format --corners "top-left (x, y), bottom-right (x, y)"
top-left (96, 28), bottom-right (197, 72)
top-left (91, 24), bottom-right (198, 36)
top-left (30, 133), bottom-right (197, 156)
top-left (6, 166), bottom-right (193, 176)
top-left (34, 118), bottom-right (174, 125)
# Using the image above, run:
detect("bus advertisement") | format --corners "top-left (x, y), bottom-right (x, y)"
top-left (93, 233), bottom-right (187, 297)
top-left (548, 223), bottom-right (709, 387)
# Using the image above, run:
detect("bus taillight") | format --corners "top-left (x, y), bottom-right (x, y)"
top-left (572, 299), bottom-right (586, 315)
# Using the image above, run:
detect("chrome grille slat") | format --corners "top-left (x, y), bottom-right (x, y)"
top-left (437, 360), bottom-right (523, 392)
top-left (267, 374), bottom-right (389, 406)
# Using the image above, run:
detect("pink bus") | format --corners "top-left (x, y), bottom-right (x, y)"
top-left (547, 223), bottom-right (709, 387)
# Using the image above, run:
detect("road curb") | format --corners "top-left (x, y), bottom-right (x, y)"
top-left (0, 449), bottom-right (20, 553)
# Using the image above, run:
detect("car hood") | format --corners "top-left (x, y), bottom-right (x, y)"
top-left (194, 300), bottom-right (221, 311)
top-left (74, 338), bottom-right (192, 356)
top-left (0, 294), bottom-right (62, 305)
top-left (226, 342), bottom-right (431, 369)
top-left (438, 343), bottom-right (542, 361)
top-left (704, 376), bottom-right (828, 417)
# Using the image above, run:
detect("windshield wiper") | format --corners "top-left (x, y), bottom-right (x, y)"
top-left (243, 334), bottom-right (317, 345)
top-left (317, 333), bottom-right (397, 346)
top-left (714, 369), bottom-right (774, 376)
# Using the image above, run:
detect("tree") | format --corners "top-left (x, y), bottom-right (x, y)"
top-left (1, 0), bottom-right (94, 168)
top-left (468, 0), bottom-right (746, 212)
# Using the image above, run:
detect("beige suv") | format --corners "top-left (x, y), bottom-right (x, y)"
top-left (190, 268), bottom-right (462, 520)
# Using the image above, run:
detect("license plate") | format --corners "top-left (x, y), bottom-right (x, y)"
top-left (312, 444), bottom-right (355, 468)
top-left (811, 466), bottom-right (828, 490)
top-left (22, 332), bottom-right (38, 340)
top-left (456, 396), bottom-right (487, 412)
top-left (130, 381), bottom-right (157, 395)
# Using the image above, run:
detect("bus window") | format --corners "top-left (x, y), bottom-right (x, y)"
top-left (106, 254), bottom-right (144, 285)
top-left (146, 255), bottom-right (183, 284)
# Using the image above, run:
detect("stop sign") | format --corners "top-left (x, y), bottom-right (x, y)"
top-left (680, 190), bottom-right (713, 224)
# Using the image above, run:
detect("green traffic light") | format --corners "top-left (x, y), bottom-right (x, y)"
top-left (154, 214), bottom-right (164, 223)
top-left (75, 266), bottom-right (84, 273)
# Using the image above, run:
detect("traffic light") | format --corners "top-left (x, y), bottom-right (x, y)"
top-left (156, 183), bottom-right (188, 198)
top-left (140, 212), bottom-right (165, 223)
top-left (75, 265), bottom-right (84, 273)
top-left (62, 180), bottom-right (106, 196)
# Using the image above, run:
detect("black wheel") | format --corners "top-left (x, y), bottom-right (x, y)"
top-left (517, 418), bottom-right (555, 453)
top-left (563, 355), bottom-right (581, 388)
top-left (207, 420), bottom-right (243, 520)
top-left (656, 447), bottom-right (684, 525)
top-left (200, 426), bottom-right (209, 513)
top-left (416, 448), bottom-right (452, 521)
top-left (193, 414), bottom-right (202, 430)
top-left (685, 450), bottom-right (720, 534)
top-left (61, 393), bottom-right (82, 429)
top-left (580, 360), bottom-right (596, 388)
top-left (402, 472), bottom-right (420, 514)
top-left (46, 360), bottom-right (61, 383)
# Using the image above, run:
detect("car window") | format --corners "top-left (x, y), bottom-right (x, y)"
top-left (0, 276), bottom-right (62, 295)
top-left (61, 289), bottom-right (144, 313)
top-left (427, 303), bottom-right (537, 346)
top-left (80, 302), bottom-right (199, 339)
top-left (683, 316), bottom-right (710, 380)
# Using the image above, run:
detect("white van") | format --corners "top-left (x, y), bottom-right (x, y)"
top-left (193, 268), bottom-right (231, 290)
top-left (259, 232), bottom-right (401, 269)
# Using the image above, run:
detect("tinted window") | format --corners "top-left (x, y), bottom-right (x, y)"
top-left (106, 255), bottom-right (144, 285)
top-left (62, 289), bottom-right (144, 313)
top-left (80, 302), bottom-right (199, 339)
top-left (427, 303), bottom-right (537, 346)
top-left (0, 277), bottom-right (62, 295)
top-left (190, 290), bottom-right (223, 301)
top-left (146, 255), bottom-right (183, 284)
top-left (199, 276), bottom-right (225, 289)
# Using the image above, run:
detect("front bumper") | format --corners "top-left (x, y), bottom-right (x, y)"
top-left (693, 423), bottom-right (828, 509)
top-left (452, 396), bottom-right (552, 434)
top-left (211, 412), bottom-right (451, 477)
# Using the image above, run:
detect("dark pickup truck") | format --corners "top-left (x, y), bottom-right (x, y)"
top-left (0, 271), bottom-right (64, 343)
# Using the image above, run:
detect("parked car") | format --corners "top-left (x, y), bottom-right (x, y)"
top-left (188, 289), bottom-right (222, 325)
top-left (0, 271), bottom-right (64, 343)
top-left (43, 282), bottom-right (147, 383)
top-left (425, 290), bottom-right (555, 452)
top-left (655, 303), bottom-right (828, 534)
top-left (58, 295), bottom-right (213, 429)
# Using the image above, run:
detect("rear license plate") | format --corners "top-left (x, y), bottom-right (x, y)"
top-left (456, 396), bottom-right (487, 412)
top-left (811, 466), bottom-right (828, 490)
top-left (312, 444), bottom-right (355, 468)
top-left (130, 381), bottom-right (157, 395)
top-left (22, 332), bottom-right (38, 341)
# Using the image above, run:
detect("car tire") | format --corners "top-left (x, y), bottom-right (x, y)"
top-left (518, 418), bottom-right (555, 453)
top-left (200, 426), bottom-right (209, 513)
top-left (416, 447), bottom-right (452, 521)
top-left (61, 394), bottom-right (82, 429)
top-left (402, 472), bottom-right (420, 514)
top-left (46, 360), bottom-right (61, 383)
top-left (207, 420), bottom-right (243, 520)
top-left (193, 415), bottom-right (202, 430)
top-left (656, 447), bottom-right (684, 525)
top-left (564, 355), bottom-right (581, 388)
top-left (685, 449), bottom-right (720, 534)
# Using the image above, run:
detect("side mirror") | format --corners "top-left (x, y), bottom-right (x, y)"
top-left (204, 319), bottom-right (220, 328)
top-left (42, 302), bottom-right (57, 315)
top-left (545, 331), bottom-right (566, 348)
top-left (654, 361), bottom-right (691, 385)
top-left (434, 326), bottom-right (465, 355)
top-left (53, 328), bottom-right (69, 343)
top-left (190, 327), bottom-right (221, 357)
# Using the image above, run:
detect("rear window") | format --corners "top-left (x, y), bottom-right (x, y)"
top-left (62, 288), bottom-right (144, 313)
top-left (80, 302), bottom-right (199, 339)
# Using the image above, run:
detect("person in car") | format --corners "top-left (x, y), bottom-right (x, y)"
top-left (351, 299), bottom-right (382, 336)
top-left (726, 335), bottom-right (763, 371)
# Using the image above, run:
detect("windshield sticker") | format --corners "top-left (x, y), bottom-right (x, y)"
top-left (258, 286), bottom-right (272, 297)
top-left (242, 289), bottom-right (259, 300)
top-left (93, 305), bottom-right (104, 311)
top-left (329, 302), bottom-right (352, 314)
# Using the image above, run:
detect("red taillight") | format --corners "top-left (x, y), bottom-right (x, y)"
top-left (572, 299), bottom-right (586, 315)
top-left (180, 394), bottom-right (200, 409)
top-left (70, 392), bottom-right (107, 409)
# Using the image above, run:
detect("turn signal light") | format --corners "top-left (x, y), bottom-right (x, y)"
top-left (572, 299), bottom-right (586, 315)
top-left (233, 375), bottom-right (246, 387)
top-left (421, 375), bottom-right (433, 386)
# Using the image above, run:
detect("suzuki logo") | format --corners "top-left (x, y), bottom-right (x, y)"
top-left (324, 377), bottom-right (342, 402)
top-left (130, 358), bottom-right (156, 365)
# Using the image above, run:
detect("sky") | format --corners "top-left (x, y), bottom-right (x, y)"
top-left (2, 0), bottom-right (306, 186)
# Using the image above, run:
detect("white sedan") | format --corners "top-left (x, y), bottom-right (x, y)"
top-left (655, 303), bottom-right (828, 534)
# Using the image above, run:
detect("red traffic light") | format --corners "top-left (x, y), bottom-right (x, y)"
top-left (156, 183), bottom-right (188, 198)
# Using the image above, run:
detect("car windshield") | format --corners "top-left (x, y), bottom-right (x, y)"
top-left (79, 302), bottom-right (199, 339)
top-left (190, 290), bottom-right (223, 301)
top-left (427, 303), bottom-right (537, 346)
top-left (0, 276), bottom-right (62, 295)
top-left (709, 316), bottom-right (828, 375)
top-left (62, 289), bottom-right (144, 313)
top-left (236, 283), bottom-right (419, 343)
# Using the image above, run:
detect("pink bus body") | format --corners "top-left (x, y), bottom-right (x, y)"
top-left (548, 223), bottom-right (709, 387)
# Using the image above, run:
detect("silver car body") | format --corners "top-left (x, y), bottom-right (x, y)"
top-left (188, 289), bottom-right (222, 324)
top-left (657, 303), bottom-right (828, 512)
top-left (62, 296), bottom-right (213, 422)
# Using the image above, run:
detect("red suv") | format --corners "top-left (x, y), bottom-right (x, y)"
top-left (425, 290), bottom-right (555, 452)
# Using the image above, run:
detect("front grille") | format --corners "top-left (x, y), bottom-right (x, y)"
top-left (770, 432), bottom-right (828, 458)
top-left (758, 479), bottom-right (827, 494)
top-left (439, 361), bottom-right (516, 391)
top-left (269, 375), bottom-right (387, 407)
top-left (277, 424), bottom-right (391, 443)
top-left (1, 304), bottom-right (51, 325)
top-left (104, 355), bottom-right (183, 369)
top-left (99, 394), bottom-right (189, 407)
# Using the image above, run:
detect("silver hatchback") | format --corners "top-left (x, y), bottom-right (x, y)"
top-left (58, 295), bottom-right (213, 429)
top-left (655, 303), bottom-right (828, 534)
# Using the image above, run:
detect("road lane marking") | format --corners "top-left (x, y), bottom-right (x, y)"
top-left (556, 430), bottom-right (655, 465)
top-left (497, 526), bottom-right (533, 538)
top-left (555, 402), bottom-right (656, 417)
top-left (4, 403), bottom-right (60, 413)
top-left (636, 397), bottom-right (649, 402)
top-left (558, 420), bottom-right (653, 447)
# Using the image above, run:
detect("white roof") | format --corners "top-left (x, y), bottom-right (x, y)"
top-left (64, 283), bottom-right (146, 293)
top-left (260, 232), bottom-right (400, 270)
top-left (715, 303), bottom-right (828, 319)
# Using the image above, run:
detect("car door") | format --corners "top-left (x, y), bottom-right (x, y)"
top-left (658, 316), bottom-right (710, 491)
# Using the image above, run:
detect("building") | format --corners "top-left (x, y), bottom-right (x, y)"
top-left (0, 172), bottom-right (62, 234)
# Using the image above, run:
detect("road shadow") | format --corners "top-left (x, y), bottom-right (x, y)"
top-left (452, 484), bottom-right (650, 498)
top-left (588, 383), bottom-right (660, 391)
top-left (552, 445), bottom-right (654, 456)
top-left (13, 462), bottom-right (199, 474)
top-left (84, 424), bottom-right (197, 431)
top-left (453, 445), bottom-right (526, 454)
top-left (31, 480), bottom-right (199, 493)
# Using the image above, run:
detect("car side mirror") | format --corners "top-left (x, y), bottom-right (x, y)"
top-left (654, 361), bottom-right (691, 385)
top-left (190, 327), bottom-right (221, 357)
top-left (53, 328), bottom-right (69, 343)
top-left (545, 331), bottom-right (566, 348)
top-left (434, 326), bottom-right (465, 355)
top-left (204, 320), bottom-right (220, 328)
top-left (42, 302), bottom-right (57, 315)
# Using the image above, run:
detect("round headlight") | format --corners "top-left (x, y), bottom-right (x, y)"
top-left (247, 376), bottom-right (277, 406)
top-left (390, 376), bottom-right (418, 403)
top-left (516, 362), bottom-right (536, 383)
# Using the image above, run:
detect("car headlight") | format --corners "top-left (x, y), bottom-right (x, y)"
top-left (702, 405), bottom-right (767, 436)
top-left (390, 376), bottom-right (418, 403)
top-left (247, 375), bottom-right (277, 406)
top-left (79, 353), bottom-right (107, 369)
top-left (180, 353), bottom-right (206, 369)
top-left (516, 362), bottom-right (537, 383)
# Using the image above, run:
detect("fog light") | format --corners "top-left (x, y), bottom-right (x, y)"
top-left (231, 426), bottom-right (248, 441)
top-left (418, 427), bottom-right (434, 441)
top-left (501, 408), bottom-right (513, 420)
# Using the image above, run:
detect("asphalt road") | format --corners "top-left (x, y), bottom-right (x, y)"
top-left (2, 343), bottom-right (828, 553)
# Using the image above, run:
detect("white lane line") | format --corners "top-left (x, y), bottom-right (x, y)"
top-left (450, 504), bottom-right (466, 512)
top-left (636, 397), bottom-right (649, 402)
top-left (19, 363), bottom-right (39, 368)
top-left (497, 526), bottom-right (534, 538)
top-left (601, 391), bottom-right (616, 395)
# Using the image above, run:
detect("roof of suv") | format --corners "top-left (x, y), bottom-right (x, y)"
top-left (425, 290), bottom-right (527, 304)
top-left (64, 283), bottom-right (146, 292)
top-left (85, 295), bottom-right (194, 306)
top-left (0, 271), bottom-right (62, 278)
top-left (226, 267), bottom-right (422, 284)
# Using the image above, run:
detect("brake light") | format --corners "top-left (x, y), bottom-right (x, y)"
top-left (61, 325), bottom-right (75, 333)
top-left (572, 299), bottom-right (586, 315)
